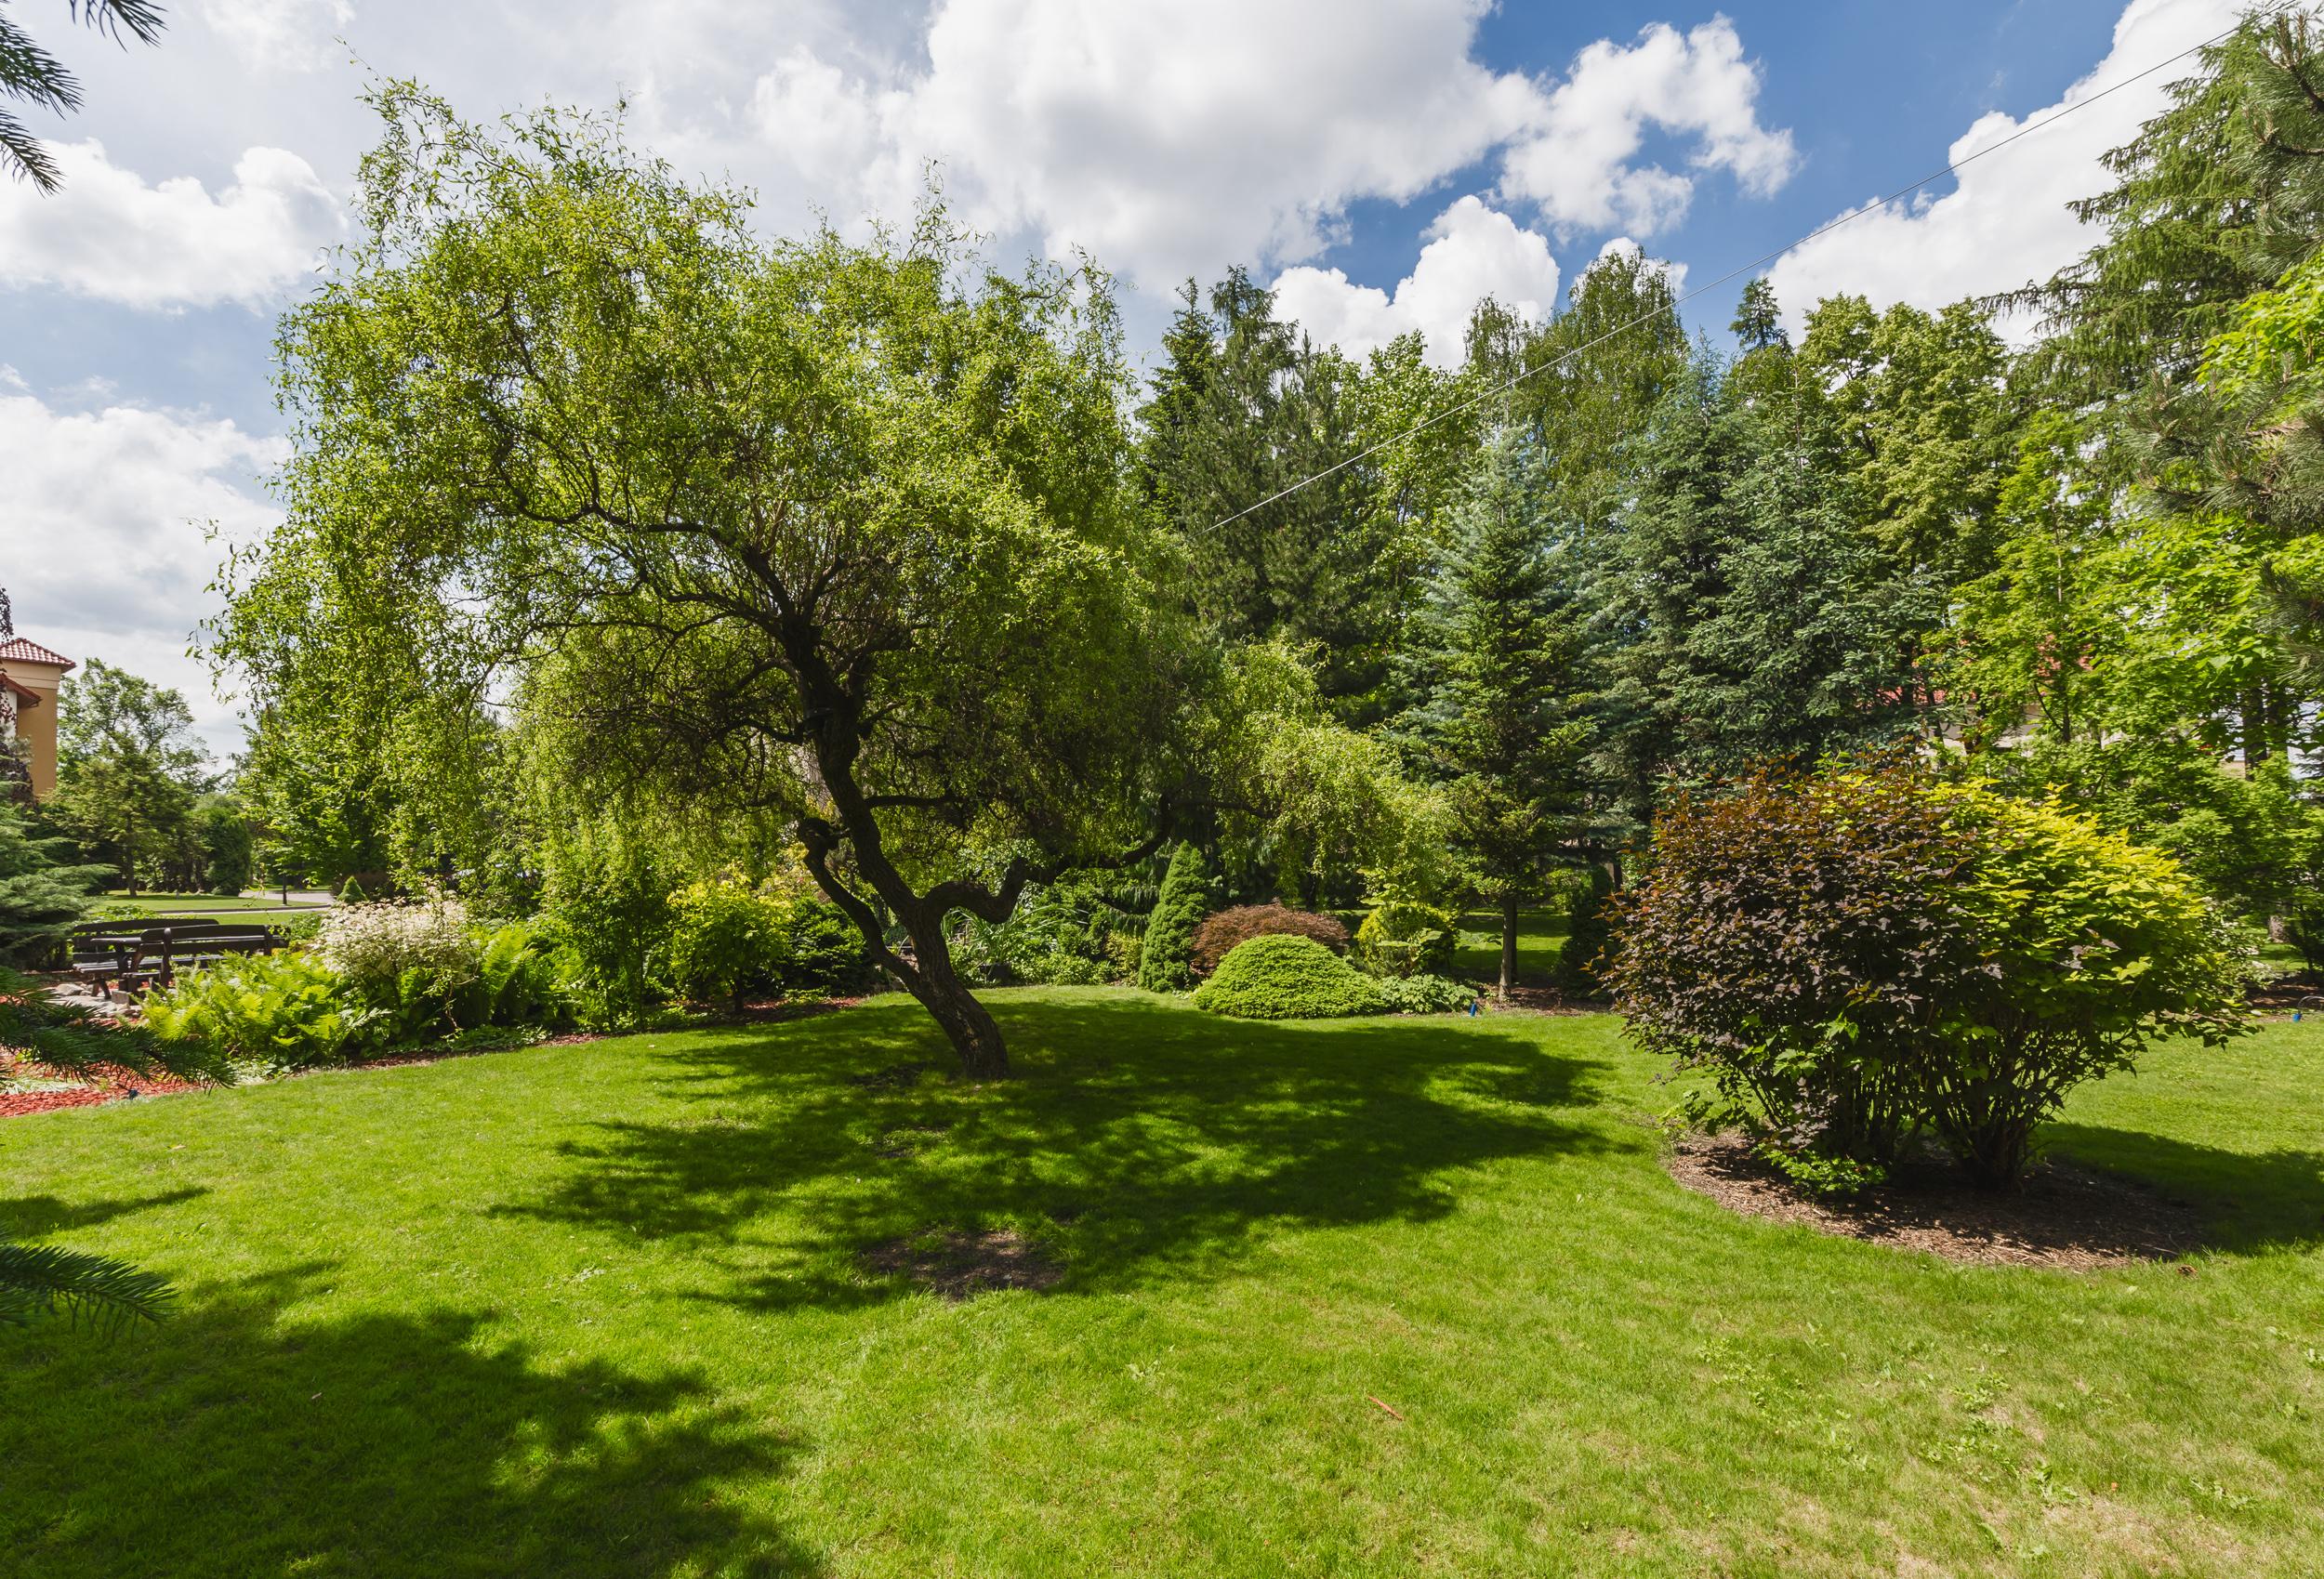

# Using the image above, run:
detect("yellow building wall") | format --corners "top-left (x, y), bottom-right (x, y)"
top-left (3, 661), bottom-right (67, 798)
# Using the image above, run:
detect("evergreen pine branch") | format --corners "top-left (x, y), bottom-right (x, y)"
top-left (0, 1240), bottom-right (176, 1334)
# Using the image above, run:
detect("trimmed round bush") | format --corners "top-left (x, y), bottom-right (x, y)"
top-left (1193, 934), bottom-right (1387, 1020)
top-left (1189, 903), bottom-right (1350, 979)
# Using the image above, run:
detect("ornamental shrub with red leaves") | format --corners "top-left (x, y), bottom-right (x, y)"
top-left (1609, 757), bottom-right (2253, 1190)
top-left (1189, 905), bottom-right (1350, 980)
top-left (1607, 759), bottom-right (1966, 1174)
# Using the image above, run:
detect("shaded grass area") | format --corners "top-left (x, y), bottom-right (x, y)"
top-left (1451, 906), bottom-right (1568, 984)
top-left (3, 991), bottom-right (2320, 1576)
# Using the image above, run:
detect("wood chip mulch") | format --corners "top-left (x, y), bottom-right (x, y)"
top-left (1666, 1132), bottom-right (2207, 1271)
top-left (0, 1062), bottom-right (204, 1118)
top-left (861, 1229), bottom-right (1063, 1299)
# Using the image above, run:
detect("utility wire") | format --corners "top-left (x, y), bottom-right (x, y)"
top-left (1202, 1), bottom-right (2304, 538)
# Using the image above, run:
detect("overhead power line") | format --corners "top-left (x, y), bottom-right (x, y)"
top-left (1202, 1), bottom-right (2304, 538)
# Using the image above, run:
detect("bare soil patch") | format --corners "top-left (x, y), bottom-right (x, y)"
top-left (861, 1229), bottom-right (1063, 1299)
top-left (1667, 1133), bottom-right (2207, 1271)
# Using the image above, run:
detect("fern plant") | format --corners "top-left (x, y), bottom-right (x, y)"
top-left (143, 953), bottom-right (384, 1070)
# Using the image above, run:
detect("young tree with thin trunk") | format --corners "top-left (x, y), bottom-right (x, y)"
top-left (1395, 428), bottom-right (1590, 998)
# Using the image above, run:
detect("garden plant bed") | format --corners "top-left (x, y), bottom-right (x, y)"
top-left (1666, 1131), bottom-right (2209, 1270)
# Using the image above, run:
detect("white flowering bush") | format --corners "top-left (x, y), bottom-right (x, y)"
top-left (317, 892), bottom-right (479, 993)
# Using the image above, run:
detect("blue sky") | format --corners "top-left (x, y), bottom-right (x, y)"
top-left (0, 0), bottom-right (2250, 752)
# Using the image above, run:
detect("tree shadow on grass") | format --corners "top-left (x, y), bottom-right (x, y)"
top-left (506, 991), bottom-right (1618, 1310)
top-left (2043, 1123), bottom-right (2324, 1255)
top-left (0, 1263), bottom-right (820, 1579)
top-left (0, 1186), bottom-right (207, 1240)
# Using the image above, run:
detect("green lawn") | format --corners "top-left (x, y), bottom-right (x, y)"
top-left (1451, 906), bottom-right (1568, 984)
top-left (3, 991), bottom-right (2319, 1576)
top-left (99, 892), bottom-right (331, 916)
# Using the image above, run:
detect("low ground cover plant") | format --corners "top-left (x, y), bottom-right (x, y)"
top-left (1193, 934), bottom-right (1389, 1020)
top-left (1610, 758), bottom-right (2252, 1190)
top-left (1377, 972), bottom-right (1473, 1014)
top-left (1189, 903), bottom-right (1349, 978)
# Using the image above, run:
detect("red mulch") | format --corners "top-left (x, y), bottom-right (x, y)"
top-left (0, 1062), bottom-right (204, 1118)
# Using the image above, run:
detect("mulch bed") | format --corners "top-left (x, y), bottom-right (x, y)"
top-left (861, 1229), bottom-right (1063, 1299)
top-left (0, 1062), bottom-right (205, 1118)
top-left (2250, 969), bottom-right (2324, 1013)
top-left (1667, 1132), bottom-right (2207, 1271)
top-left (1485, 986), bottom-right (1607, 1016)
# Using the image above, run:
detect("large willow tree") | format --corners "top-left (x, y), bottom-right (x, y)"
top-left (219, 87), bottom-right (1183, 1077)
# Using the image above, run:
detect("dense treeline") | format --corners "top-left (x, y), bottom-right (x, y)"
top-left (202, 17), bottom-right (2324, 1068)
top-left (1133, 12), bottom-right (2324, 964)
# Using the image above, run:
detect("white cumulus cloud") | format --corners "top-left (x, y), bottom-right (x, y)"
top-left (195, 0), bottom-right (356, 72)
top-left (1766, 0), bottom-right (2241, 341)
top-left (1, 378), bottom-right (284, 752)
top-left (746, 0), bottom-right (1539, 288)
top-left (1273, 197), bottom-right (1562, 368)
top-left (1499, 18), bottom-right (1796, 237)
top-left (0, 141), bottom-right (343, 309)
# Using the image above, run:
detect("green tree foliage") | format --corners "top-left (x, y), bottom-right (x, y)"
top-left (0, 0), bottom-right (164, 192)
top-left (1501, 246), bottom-right (1691, 531)
top-left (1795, 294), bottom-right (2018, 583)
top-left (49, 658), bottom-right (212, 894)
top-left (1138, 271), bottom-right (1389, 713)
top-left (2008, 12), bottom-right (2324, 397)
top-left (1194, 640), bottom-right (1457, 907)
top-left (1604, 347), bottom-right (1936, 796)
top-left (215, 87), bottom-right (1182, 1078)
top-left (1553, 865), bottom-right (1616, 1001)
top-left (1191, 933), bottom-right (1387, 1020)
top-left (1397, 428), bottom-right (1591, 994)
top-left (197, 795), bottom-right (255, 896)
top-left (0, 797), bottom-right (104, 964)
top-left (1137, 841), bottom-right (1212, 993)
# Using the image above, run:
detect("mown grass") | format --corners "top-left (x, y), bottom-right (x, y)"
top-left (1451, 906), bottom-right (1568, 985)
top-left (3, 991), bottom-right (2319, 1577)
top-left (98, 891), bottom-right (331, 915)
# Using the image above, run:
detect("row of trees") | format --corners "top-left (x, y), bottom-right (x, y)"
top-left (214, 17), bottom-right (2324, 1073)
top-left (15, 659), bottom-right (255, 899)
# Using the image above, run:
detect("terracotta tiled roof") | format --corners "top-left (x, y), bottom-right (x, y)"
top-left (0, 637), bottom-right (73, 667)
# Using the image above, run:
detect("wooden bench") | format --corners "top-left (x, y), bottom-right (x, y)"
top-left (65, 918), bottom-right (286, 998)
